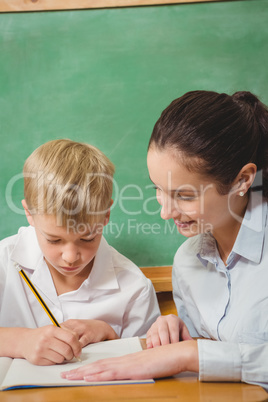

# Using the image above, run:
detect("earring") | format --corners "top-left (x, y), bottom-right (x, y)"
top-left (239, 191), bottom-right (244, 197)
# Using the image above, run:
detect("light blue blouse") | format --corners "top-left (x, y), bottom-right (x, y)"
top-left (172, 191), bottom-right (268, 391)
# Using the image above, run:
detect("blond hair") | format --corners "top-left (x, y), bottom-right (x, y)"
top-left (23, 139), bottom-right (115, 226)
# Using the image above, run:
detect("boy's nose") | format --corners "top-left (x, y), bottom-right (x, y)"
top-left (62, 247), bottom-right (80, 265)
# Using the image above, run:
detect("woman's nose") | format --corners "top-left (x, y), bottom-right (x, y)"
top-left (160, 197), bottom-right (178, 220)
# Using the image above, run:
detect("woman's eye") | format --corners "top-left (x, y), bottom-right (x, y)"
top-left (177, 195), bottom-right (196, 201)
top-left (153, 184), bottom-right (197, 201)
top-left (175, 192), bottom-right (197, 201)
top-left (47, 239), bottom-right (61, 244)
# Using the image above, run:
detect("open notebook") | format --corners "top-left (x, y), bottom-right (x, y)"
top-left (0, 337), bottom-right (154, 390)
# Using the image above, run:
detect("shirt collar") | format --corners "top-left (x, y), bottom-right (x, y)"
top-left (232, 191), bottom-right (267, 263)
top-left (198, 191), bottom-right (267, 266)
top-left (197, 233), bottom-right (218, 267)
top-left (10, 226), bottom-right (41, 269)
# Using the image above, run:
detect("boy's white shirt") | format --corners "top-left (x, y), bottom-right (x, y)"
top-left (0, 226), bottom-right (160, 337)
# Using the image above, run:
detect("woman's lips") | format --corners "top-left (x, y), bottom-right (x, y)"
top-left (174, 219), bottom-right (195, 228)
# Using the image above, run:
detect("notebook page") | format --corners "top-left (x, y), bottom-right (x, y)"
top-left (0, 358), bottom-right (13, 386)
top-left (1, 337), bottom-right (153, 389)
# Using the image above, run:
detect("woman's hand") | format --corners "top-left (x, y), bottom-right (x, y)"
top-left (146, 314), bottom-right (192, 349)
top-left (62, 319), bottom-right (119, 348)
top-left (61, 340), bottom-right (199, 382)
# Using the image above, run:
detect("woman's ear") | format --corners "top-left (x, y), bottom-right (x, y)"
top-left (233, 163), bottom-right (257, 196)
top-left (21, 199), bottom-right (35, 226)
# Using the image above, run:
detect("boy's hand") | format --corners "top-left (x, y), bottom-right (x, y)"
top-left (146, 314), bottom-right (192, 349)
top-left (20, 326), bottom-right (82, 366)
top-left (62, 319), bottom-right (119, 348)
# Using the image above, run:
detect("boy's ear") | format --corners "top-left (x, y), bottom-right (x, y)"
top-left (21, 199), bottom-right (35, 226)
top-left (103, 200), bottom-right (113, 226)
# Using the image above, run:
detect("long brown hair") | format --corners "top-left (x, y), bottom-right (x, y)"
top-left (149, 90), bottom-right (268, 197)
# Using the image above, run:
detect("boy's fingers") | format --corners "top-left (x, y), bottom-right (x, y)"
top-left (54, 328), bottom-right (82, 359)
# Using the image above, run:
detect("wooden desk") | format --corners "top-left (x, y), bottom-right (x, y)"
top-left (140, 266), bottom-right (177, 315)
top-left (0, 373), bottom-right (267, 402)
top-left (1, 340), bottom-right (267, 402)
top-left (140, 266), bottom-right (173, 292)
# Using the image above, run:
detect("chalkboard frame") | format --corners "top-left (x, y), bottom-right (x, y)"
top-left (0, 0), bottom-right (222, 13)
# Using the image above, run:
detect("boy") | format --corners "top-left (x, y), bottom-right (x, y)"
top-left (0, 139), bottom-right (160, 365)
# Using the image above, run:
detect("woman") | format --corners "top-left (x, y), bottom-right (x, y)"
top-left (61, 90), bottom-right (268, 391)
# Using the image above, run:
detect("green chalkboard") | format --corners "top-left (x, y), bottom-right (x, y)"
top-left (0, 0), bottom-right (268, 267)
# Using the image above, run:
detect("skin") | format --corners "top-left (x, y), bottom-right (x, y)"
top-left (61, 146), bottom-right (257, 382)
top-left (147, 147), bottom-right (255, 264)
top-left (0, 201), bottom-right (118, 366)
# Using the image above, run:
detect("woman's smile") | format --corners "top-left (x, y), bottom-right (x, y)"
top-left (174, 219), bottom-right (196, 228)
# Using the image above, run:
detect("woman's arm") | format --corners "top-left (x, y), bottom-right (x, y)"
top-left (61, 340), bottom-right (199, 382)
top-left (198, 339), bottom-right (268, 392)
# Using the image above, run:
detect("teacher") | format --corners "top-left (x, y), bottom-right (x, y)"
top-left (61, 90), bottom-right (268, 392)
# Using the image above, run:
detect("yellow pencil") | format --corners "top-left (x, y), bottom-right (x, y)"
top-left (15, 263), bottom-right (60, 326)
top-left (14, 263), bottom-right (82, 361)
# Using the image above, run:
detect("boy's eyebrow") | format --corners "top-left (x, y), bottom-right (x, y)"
top-left (43, 231), bottom-right (95, 238)
top-left (81, 231), bottom-right (97, 237)
top-left (43, 233), bottom-right (61, 238)
top-left (39, 230), bottom-right (61, 238)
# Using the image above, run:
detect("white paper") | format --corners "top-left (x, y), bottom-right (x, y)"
top-left (0, 337), bottom-right (154, 390)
